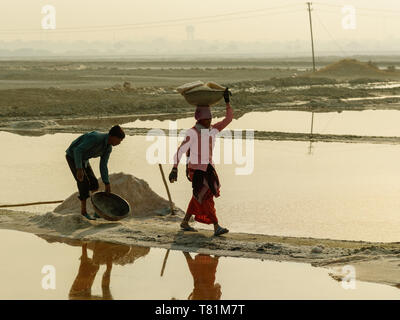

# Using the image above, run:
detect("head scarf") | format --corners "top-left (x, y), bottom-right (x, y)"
top-left (194, 105), bottom-right (212, 121)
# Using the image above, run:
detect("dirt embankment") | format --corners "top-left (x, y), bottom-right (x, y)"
top-left (312, 59), bottom-right (395, 79)
top-left (2, 172), bottom-right (400, 288)
top-left (1, 79), bottom-right (400, 120)
top-left (2, 59), bottom-right (400, 144)
top-left (3, 206), bottom-right (400, 288)
top-left (1, 58), bottom-right (400, 121)
top-left (0, 173), bottom-right (395, 267)
top-left (2, 206), bottom-right (400, 265)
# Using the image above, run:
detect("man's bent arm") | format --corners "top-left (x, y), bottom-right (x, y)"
top-left (100, 149), bottom-right (111, 184)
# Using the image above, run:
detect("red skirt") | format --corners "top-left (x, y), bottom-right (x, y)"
top-left (186, 189), bottom-right (218, 225)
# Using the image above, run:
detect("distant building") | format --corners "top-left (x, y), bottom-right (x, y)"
top-left (186, 25), bottom-right (195, 41)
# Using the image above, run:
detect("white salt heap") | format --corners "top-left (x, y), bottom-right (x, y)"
top-left (54, 173), bottom-right (174, 218)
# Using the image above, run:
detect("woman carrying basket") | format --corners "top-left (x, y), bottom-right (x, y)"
top-left (169, 89), bottom-right (233, 236)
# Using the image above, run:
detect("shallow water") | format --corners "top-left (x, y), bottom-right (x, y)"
top-left (123, 110), bottom-right (400, 137)
top-left (1, 230), bottom-right (399, 300)
top-left (2, 132), bottom-right (400, 242)
top-left (236, 81), bottom-right (400, 93)
top-left (342, 95), bottom-right (400, 102)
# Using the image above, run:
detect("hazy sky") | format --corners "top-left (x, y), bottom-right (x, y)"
top-left (0, 0), bottom-right (400, 43)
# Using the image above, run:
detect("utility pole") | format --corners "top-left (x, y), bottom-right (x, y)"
top-left (306, 2), bottom-right (316, 154)
top-left (306, 2), bottom-right (316, 72)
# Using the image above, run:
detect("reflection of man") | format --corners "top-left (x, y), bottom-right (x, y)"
top-left (69, 243), bottom-right (101, 300)
top-left (69, 242), bottom-right (150, 300)
top-left (183, 252), bottom-right (221, 300)
top-left (65, 125), bottom-right (125, 220)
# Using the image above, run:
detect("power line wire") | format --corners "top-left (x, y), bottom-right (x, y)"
top-left (0, 9), bottom-right (305, 35)
top-left (0, 2), bottom-right (303, 34)
top-left (315, 8), bottom-right (400, 19)
top-left (313, 2), bottom-right (400, 15)
top-left (314, 11), bottom-right (347, 56)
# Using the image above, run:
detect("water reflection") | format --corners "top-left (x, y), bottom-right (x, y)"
top-left (70, 242), bottom-right (150, 300)
top-left (121, 110), bottom-right (400, 138)
top-left (69, 243), bottom-right (104, 299)
top-left (37, 235), bottom-right (223, 300)
top-left (309, 110), bottom-right (315, 155)
top-left (183, 252), bottom-right (221, 300)
top-left (37, 235), bottom-right (150, 300)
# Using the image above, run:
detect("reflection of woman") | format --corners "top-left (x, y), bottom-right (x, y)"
top-left (183, 252), bottom-right (221, 300)
top-left (69, 242), bottom-right (150, 300)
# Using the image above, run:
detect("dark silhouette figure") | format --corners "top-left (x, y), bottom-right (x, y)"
top-left (69, 242), bottom-right (149, 300)
top-left (183, 252), bottom-right (221, 300)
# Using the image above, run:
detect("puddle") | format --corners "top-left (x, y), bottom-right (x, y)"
top-left (240, 81), bottom-right (400, 92)
top-left (2, 132), bottom-right (400, 242)
top-left (1, 229), bottom-right (399, 300)
top-left (352, 82), bottom-right (400, 90)
top-left (122, 110), bottom-right (400, 137)
top-left (234, 81), bottom-right (400, 94)
top-left (341, 95), bottom-right (400, 102)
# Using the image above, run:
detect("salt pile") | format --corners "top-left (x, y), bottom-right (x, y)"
top-left (54, 173), bottom-right (175, 218)
top-left (30, 212), bottom-right (92, 234)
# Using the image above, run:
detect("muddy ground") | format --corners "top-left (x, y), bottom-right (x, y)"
top-left (1, 207), bottom-right (399, 267)
top-left (1, 59), bottom-right (400, 144)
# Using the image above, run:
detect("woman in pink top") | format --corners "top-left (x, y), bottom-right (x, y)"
top-left (169, 89), bottom-right (233, 236)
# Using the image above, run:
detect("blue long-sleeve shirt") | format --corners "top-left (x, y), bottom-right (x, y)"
top-left (66, 131), bottom-right (112, 184)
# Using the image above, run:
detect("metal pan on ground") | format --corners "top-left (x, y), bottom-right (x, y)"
top-left (91, 192), bottom-right (130, 221)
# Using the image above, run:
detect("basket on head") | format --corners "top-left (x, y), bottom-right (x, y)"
top-left (177, 81), bottom-right (226, 106)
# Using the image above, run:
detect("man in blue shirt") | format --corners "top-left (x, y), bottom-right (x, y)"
top-left (66, 125), bottom-right (125, 220)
